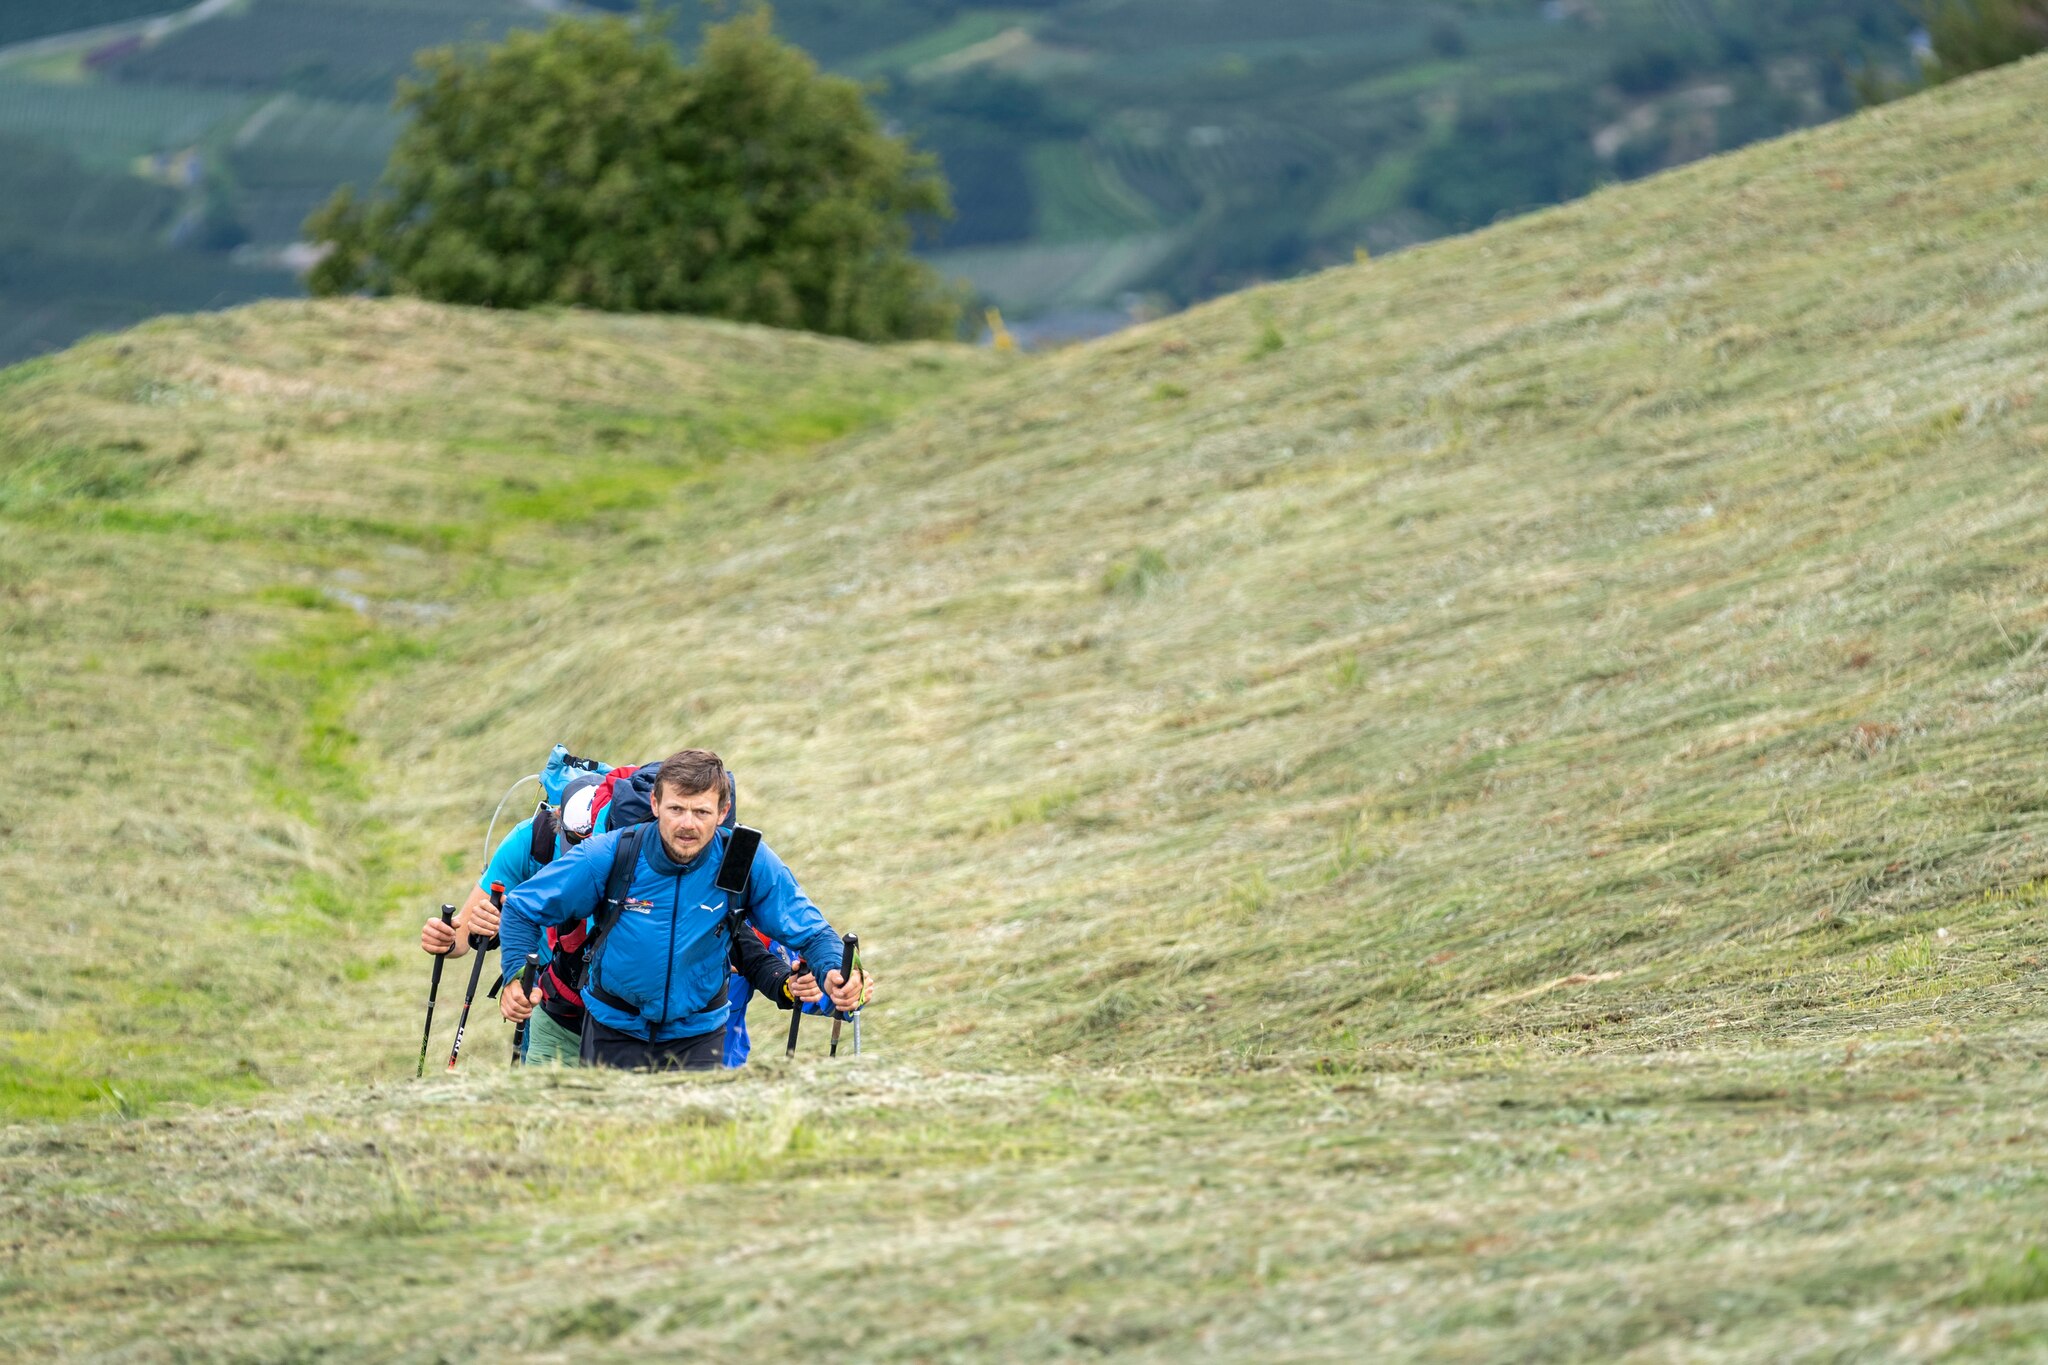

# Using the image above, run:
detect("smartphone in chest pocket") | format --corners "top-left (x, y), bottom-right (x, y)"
top-left (716, 825), bottom-right (763, 897)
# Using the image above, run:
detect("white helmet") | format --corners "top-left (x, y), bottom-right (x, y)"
top-left (562, 779), bottom-right (601, 839)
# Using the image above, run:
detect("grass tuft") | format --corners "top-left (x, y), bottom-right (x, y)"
top-left (1955, 1247), bottom-right (2048, 1307)
top-left (1102, 546), bottom-right (1169, 596)
top-left (549, 1296), bottom-right (642, 1343)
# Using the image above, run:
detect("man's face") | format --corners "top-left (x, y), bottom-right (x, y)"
top-left (655, 782), bottom-right (726, 863)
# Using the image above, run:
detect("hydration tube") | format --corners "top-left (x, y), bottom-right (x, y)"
top-left (481, 772), bottom-right (541, 868)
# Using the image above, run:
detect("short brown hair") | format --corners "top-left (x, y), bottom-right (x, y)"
top-left (653, 748), bottom-right (727, 806)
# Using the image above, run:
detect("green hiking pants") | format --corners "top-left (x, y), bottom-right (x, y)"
top-left (522, 1008), bottom-right (581, 1066)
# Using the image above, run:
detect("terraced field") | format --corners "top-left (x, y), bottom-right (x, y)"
top-left (0, 0), bottom-right (1920, 362)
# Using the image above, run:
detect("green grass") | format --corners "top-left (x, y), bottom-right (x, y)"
top-left (7, 55), bottom-right (2048, 1359)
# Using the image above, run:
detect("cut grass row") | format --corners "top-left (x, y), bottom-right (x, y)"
top-left (7, 1036), bottom-right (2048, 1358)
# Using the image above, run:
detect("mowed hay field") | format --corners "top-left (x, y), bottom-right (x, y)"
top-left (5, 55), bottom-right (2048, 1363)
top-left (0, 303), bottom-right (985, 1117)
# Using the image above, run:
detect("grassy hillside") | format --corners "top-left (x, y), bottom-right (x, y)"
top-left (0, 0), bottom-right (1918, 361)
top-left (0, 301), bottom-right (986, 1117)
top-left (6, 55), bottom-right (2048, 1360)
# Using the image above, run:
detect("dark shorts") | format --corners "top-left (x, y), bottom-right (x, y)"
top-left (579, 1014), bottom-right (726, 1071)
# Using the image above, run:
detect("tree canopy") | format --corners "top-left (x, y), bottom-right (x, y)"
top-left (306, 6), bottom-right (959, 341)
top-left (1921, 0), bottom-right (2048, 83)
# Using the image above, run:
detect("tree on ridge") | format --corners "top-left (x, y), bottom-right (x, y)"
top-left (307, 5), bottom-right (960, 342)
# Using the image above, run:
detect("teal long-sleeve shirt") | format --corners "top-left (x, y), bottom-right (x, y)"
top-left (478, 816), bottom-right (563, 894)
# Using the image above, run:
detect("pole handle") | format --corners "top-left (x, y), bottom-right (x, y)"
top-left (828, 935), bottom-right (857, 1059)
top-left (512, 949), bottom-right (536, 1015)
top-left (840, 933), bottom-right (860, 1007)
top-left (474, 882), bottom-right (505, 950)
top-left (785, 958), bottom-right (806, 1057)
top-left (511, 952), bottom-right (539, 1068)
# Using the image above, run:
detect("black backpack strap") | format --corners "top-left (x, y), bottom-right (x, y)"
top-left (587, 974), bottom-right (726, 1022)
top-left (529, 802), bottom-right (560, 866)
top-left (578, 824), bottom-right (648, 991)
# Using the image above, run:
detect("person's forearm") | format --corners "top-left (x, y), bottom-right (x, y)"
top-left (498, 899), bottom-right (541, 987)
top-left (802, 929), bottom-right (845, 982)
top-left (761, 892), bottom-right (841, 980)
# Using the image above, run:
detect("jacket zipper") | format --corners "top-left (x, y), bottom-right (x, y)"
top-left (659, 869), bottom-right (679, 1030)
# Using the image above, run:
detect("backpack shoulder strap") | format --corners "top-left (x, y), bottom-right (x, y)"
top-left (578, 824), bottom-right (648, 980)
top-left (529, 803), bottom-right (560, 866)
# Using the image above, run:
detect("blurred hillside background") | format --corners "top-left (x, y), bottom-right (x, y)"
top-left (0, 0), bottom-right (1925, 363)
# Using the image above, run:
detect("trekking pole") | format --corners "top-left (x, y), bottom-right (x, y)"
top-left (446, 883), bottom-right (503, 1072)
top-left (510, 952), bottom-right (538, 1067)
top-left (415, 904), bottom-right (456, 1079)
top-left (785, 956), bottom-right (807, 1058)
top-left (830, 934), bottom-right (859, 1059)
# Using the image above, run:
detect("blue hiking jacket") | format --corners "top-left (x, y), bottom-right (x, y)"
top-left (500, 824), bottom-right (843, 1043)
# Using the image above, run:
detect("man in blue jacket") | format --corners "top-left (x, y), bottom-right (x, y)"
top-left (495, 749), bottom-right (864, 1070)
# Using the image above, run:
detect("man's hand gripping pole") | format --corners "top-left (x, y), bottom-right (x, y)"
top-left (830, 933), bottom-right (861, 1058)
top-left (510, 952), bottom-right (539, 1066)
top-left (415, 904), bottom-right (455, 1079)
top-left (445, 882), bottom-right (503, 1072)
